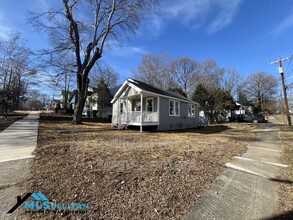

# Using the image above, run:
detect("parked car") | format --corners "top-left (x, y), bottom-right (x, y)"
top-left (242, 113), bottom-right (267, 123)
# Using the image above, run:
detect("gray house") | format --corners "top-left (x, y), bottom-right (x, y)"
top-left (111, 78), bottom-right (201, 132)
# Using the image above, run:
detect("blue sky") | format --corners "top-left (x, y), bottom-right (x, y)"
top-left (1, 0), bottom-right (293, 93)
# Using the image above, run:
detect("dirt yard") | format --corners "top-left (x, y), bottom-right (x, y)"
top-left (22, 116), bottom-right (262, 219)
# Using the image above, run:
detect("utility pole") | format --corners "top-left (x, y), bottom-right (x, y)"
top-left (270, 56), bottom-right (292, 126)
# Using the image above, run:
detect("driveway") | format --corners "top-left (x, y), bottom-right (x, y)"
top-left (0, 112), bottom-right (40, 219)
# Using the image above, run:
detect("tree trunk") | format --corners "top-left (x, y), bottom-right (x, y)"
top-left (73, 93), bottom-right (86, 124)
top-left (73, 101), bottom-right (83, 124)
top-left (72, 73), bottom-right (89, 124)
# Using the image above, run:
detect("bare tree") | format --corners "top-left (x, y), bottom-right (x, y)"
top-left (38, 51), bottom-right (76, 112)
top-left (196, 59), bottom-right (225, 91)
top-left (29, 0), bottom-right (157, 124)
top-left (134, 53), bottom-right (175, 90)
top-left (90, 63), bottom-right (119, 88)
top-left (221, 67), bottom-right (239, 98)
top-left (170, 57), bottom-right (199, 97)
top-left (0, 32), bottom-right (36, 112)
top-left (242, 72), bottom-right (278, 111)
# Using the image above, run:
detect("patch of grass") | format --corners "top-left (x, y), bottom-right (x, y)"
top-left (0, 113), bottom-right (27, 132)
top-left (22, 119), bottom-right (261, 219)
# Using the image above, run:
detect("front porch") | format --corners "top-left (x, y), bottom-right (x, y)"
top-left (120, 111), bottom-right (159, 126)
top-left (117, 93), bottom-right (160, 131)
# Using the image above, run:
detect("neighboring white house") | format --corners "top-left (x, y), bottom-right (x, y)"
top-left (68, 86), bottom-right (120, 118)
top-left (111, 78), bottom-right (203, 132)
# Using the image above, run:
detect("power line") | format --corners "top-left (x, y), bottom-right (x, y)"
top-left (285, 64), bottom-right (293, 79)
top-left (267, 0), bottom-right (271, 61)
top-left (284, 58), bottom-right (293, 80)
top-left (270, 56), bottom-right (292, 126)
top-left (284, 58), bottom-right (292, 77)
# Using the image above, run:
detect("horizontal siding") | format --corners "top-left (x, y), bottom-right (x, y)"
top-left (158, 97), bottom-right (199, 131)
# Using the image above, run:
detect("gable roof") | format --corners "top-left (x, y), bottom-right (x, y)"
top-left (112, 78), bottom-right (199, 105)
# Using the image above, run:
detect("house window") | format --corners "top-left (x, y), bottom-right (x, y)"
top-left (169, 100), bottom-right (180, 116)
top-left (120, 102), bottom-right (124, 114)
top-left (133, 100), bottom-right (141, 111)
top-left (146, 98), bottom-right (153, 112)
top-left (188, 104), bottom-right (195, 117)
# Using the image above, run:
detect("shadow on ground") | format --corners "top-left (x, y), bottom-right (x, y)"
top-left (261, 210), bottom-right (293, 220)
top-left (126, 125), bottom-right (231, 134)
top-left (269, 178), bottom-right (293, 184)
top-left (183, 125), bottom-right (231, 134)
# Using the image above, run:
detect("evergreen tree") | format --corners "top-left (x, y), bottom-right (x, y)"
top-left (237, 92), bottom-right (250, 106)
top-left (192, 84), bottom-right (234, 123)
top-left (94, 78), bottom-right (112, 118)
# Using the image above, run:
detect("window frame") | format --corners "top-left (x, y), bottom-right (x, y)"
top-left (146, 97), bottom-right (154, 112)
top-left (188, 104), bottom-right (196, 117)
top-left (169, 99), bottom-right (180, 116)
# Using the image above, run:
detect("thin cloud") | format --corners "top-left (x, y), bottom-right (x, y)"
top-left (271, 10), bottom-right (293, 36)
top-left (110, 45), bottom-right (149, 58)
top-left (208, 0), bottom-right (242, 34)
top-left (148, 15), bottom-right (165, 36)
top-left (149, 0), bottom-right (242, 35)
top-left (0, 11), bottom-right (13, 39)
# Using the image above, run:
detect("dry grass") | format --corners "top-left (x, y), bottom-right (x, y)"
top-left (22, 117), bottom-right (261, 219)
top-left (277, 124), bottom-right (293, 219)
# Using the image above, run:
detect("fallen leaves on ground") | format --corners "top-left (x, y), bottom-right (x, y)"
top-left (22, 116), bottom-right (260, 219)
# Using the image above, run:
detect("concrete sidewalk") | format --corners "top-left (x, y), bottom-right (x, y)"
top-left (185, 118), bottom-right (286, 220)
top-left (0, 112), bottom-right (40, 162)
top-left (0, 112), bottom-right (40, 219)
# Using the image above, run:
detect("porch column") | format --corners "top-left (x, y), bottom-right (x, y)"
top-left (126, 98), bottom-right (128, 122)
top-left (118, 98), bottom-right (120, 125)
top-left (140, 93), bottom-right (143, 132)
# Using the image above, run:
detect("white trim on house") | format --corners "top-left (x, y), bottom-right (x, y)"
top-left (111, 80), bottom-right (142, 104)
top-left (169, 99), bottom-right (180, 117)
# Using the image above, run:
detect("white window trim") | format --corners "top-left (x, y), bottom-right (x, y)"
top-left (146, 97), bottom-right (154, 112)
top-left (188, 104), bottom-right (196, 117)
top-left (169, 99), bottom-right (180, 117)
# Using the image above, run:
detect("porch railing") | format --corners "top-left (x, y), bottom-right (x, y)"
top-left (120, 111), bottom-right (158, 123)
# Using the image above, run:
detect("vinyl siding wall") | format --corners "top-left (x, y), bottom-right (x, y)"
top-left (157, 97), bottom-right (199, 131)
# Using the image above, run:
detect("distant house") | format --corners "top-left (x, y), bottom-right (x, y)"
top-left (68, 85), bottom-right (120, 118)
top-left (51, 99), bottom-right (61, 110)
top-left (234, 102), bottom-right (253, 115)
top-left (111, 78), bottom-right (202, 132)
top-left (60, 91), bottom-right (73, 110)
